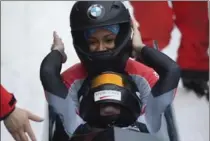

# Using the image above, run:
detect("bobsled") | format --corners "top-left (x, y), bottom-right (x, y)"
top-left (46, 41), bottom-right (180, 141)
top-left (48, 105), bottom-right (180, 141)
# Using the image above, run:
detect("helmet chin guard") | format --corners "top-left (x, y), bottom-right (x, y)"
top-left (79, 72), bottom-right (142, 128)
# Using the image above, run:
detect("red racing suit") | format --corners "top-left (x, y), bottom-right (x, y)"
top-left (130, 1), bottom-right (209, 71)
top-left (0, 85), bottom-right (16, 120)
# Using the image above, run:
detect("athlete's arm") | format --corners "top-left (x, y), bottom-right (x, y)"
top-left (40, 50), bottom-right (84, 135)
top-left (135, 46), bottom-right (180, 133)
top-left (0, 85), bottom-right (16, 120)
top-left (40, 50), bottom-right (68, 99)
top-left (139, 47), bottom-right (180, 96)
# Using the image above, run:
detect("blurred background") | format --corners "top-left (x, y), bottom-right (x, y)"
top-left (1, 1), bottom-right (209, 141)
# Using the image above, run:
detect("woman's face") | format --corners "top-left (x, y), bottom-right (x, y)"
top-left (87, 29), bottom-right (117, 52)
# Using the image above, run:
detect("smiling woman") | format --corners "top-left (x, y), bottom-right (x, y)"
top-left (84, 24), bottom-right (120, 52)
top-left (40, 1), bottom-right (181, 141)
top-left (1, 1), bottom-right (208, 141)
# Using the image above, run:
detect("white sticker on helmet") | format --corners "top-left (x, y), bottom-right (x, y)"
top-left (94, 90), bottom-right (121, 102)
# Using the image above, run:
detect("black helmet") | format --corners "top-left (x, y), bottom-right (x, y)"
top-left (70, 1), bottom-right (132, 75)
top-left (78, 72), bottom-right (142, 128)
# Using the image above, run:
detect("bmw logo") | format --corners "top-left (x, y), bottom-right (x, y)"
top-left (87, 4), bottom-right (105, 19)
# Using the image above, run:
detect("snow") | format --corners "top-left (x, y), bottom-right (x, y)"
top-left (1, 1), bottom-right (209, 141)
